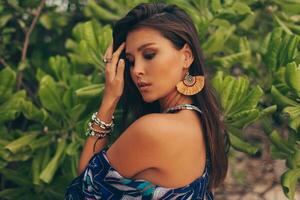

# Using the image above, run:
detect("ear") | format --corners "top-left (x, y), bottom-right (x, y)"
top-left (181, 43), bottom-right (194, 70)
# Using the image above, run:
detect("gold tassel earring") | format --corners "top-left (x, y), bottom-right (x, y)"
top-left (176, 71), bottom-right (205, 95)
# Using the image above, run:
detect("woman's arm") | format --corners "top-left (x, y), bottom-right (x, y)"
top-left (77, 97), bottom-right (118, 175)
top-left (77, 41), bottom-right (125, 175)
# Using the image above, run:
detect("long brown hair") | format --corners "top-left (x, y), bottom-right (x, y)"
top-left (112, 2), bottom-right (230, 191)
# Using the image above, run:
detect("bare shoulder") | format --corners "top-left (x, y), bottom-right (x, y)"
top-left (133, 113), bottom-right (184, 138)
top-left (106, 112), bottom-right (203, 177)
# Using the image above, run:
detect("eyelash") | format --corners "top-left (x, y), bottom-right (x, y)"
top-left (126, 53), bottom-right (155, 67)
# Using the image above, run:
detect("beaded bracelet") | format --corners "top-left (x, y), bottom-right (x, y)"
top-left (92, 112), bottom-right (115, 129)
top-left (86, 112), bottom-right (114, 136)
top-left (85, 128), bottom-right (112, 138)
top-left (88, 121), bottom-right (113, 131)
top-left (86, 112), bottom-right (115, 154)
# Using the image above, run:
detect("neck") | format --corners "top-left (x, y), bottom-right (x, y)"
top-left (159, 89), bottom-right (193, 113)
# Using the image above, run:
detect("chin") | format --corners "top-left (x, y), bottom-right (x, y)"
top-left (141, 94), bottom-right (157, 103)
top-left (142, 97), bottom-right (156, 103)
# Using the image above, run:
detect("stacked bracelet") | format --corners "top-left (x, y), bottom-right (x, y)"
top-left (85, 112), bottom-right (114, 139)
top-left (92, 112), bottom-right (115, 129)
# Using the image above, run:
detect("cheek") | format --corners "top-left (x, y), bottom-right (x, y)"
top-left (152, 65), bottom-right (182, 94)
top-left (155, 53), bottom-right (183, 83)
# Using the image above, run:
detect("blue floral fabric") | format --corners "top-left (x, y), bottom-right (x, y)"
top-left (65, 147), bottom-right (214, 200)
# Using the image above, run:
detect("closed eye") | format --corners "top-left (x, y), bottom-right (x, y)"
top-left (125, 53), bottom-right (156, 67)
top-left (144, 53), bottom-right (155, 60)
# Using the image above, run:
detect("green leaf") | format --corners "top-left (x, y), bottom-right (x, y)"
top-left (41, 109), bottom-right (62, 129)
top-left (75, 84), bottom-right (105, 98)
top-left (211, 71), bottom-right (224, 95)
top-left (0, 13), bottom-right (13, 28)
top-left (36, 68), bottom-right (47, 82)
top-left (214, 51), bottom-right (250, 68)
top-left (5, 132), bottom-right (39, 154)
top-left (231, 2), bottom-right (253, 15)
top-left (289, 115), bottom-right (300, 132)
top-left (41, 146), bottom-right (51, 169)
top-left (100, 0), bottom-right (124, 14)
top-left (202, 26), bottom-right (236, 54)
top-left (70, 155), bottom-right (79, 177)
top-left (40, 138), bottom-right (66, 183)
top-left (78, 40), bottom-right (101, 66)
top-left (283, 106), bottom-right (300, 119)
top-left (270, 144), bottom-right (289, 159)
top-left (229, 133), bottom-right (260, 155)
top-left (38, 75), bottom-right (66, 117)
top-left (281, 168), bottom-right (300, 200)
top-left (0, 168), bottom-right (32, 186)
top-left (230, 85), bottom-right (263, 115)
top-left (28, 135), bottom-right (53, 151)
top-left (0, 67), bottom-right (16, 103)
top-left (225, 76), bottom-right (249, 114)
top-left (72, 22), bottom-right (85, 41)
top-left (273, 14), bottom-right (293, 35)
top-left (271, 85), bottom-right (299, 107)
top-left (210, 0), bottom-right (222, 13)
top-left (273, 0), bottom-right (300, 14)
top-left (285, 62), bottom-right (300, 95)
top-left (0, 90), bottom-right (25, 122)
top-left (269, 130), bottom-right (295, 155)
top-left (32, 150), bottom-right (44, 185)
top-left (22, 100), bottom-right (46, 122)
top-left (66, 140), bottom-right (80, 156)
top-left (287, 150), bottom-right (300, 169)
top-left (83, 21), bottom-right (98, 52)
top-left (3, 150), bottom-right (31, 162)
top-left (97, 25), bottom-right (112, 53)
top-left (40, 13), bottom-right (52, 29)
top-left (0, 188), bottom-right (29, 199)
top-left (228, 109), bottom-right (260, 129)
top-left (239, 37), bottom-right (251, 60)
top-left (261, 105), bottom-right (277, 116)
top-left (278, 34), bottom-right (299, 67)
top-left (265, 28), bottom-right (283, 70)
top-left (49, 56), bottom-right (72, 83)
top-left (63, 87), bottom-right (76, 110)
top-left (275, 67), bottom-right (287, 85)
top-left (65, 38), bottom-right (78, 50)
top-left (285, 36), bottom-right (299, 65)
top-left (220, 76), bottom-right (236, 111)
top-left (86, 0), bottom-right (120, 21)
top-left (68, 104), bottom-right (86, 122)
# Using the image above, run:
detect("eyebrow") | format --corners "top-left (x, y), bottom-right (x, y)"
top-left (125, 42), bottom-right (156, 56)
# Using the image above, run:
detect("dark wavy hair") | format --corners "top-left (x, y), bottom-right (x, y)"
top-left (112, 2), bottom-right (230, 191)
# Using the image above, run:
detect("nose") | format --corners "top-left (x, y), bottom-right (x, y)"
top-left (131, 59), bottom-right (145, 78)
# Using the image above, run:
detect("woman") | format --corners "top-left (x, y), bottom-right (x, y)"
top-left (65, 2), bottom-right (229, 200)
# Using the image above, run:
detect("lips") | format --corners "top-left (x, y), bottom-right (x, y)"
top-left (137, 82), bottom-right (151, 88)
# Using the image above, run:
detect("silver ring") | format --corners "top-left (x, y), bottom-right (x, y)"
top-left (103, 57), bottom-right (112, 63)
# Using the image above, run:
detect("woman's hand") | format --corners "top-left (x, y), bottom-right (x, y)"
top-left (102, 41), bottom-right (126, 102)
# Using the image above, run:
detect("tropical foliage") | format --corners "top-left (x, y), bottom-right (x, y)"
top-left (0, 0), bottom-right (299, 199)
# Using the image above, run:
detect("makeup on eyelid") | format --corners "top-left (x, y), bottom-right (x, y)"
top-left (125, 49), bottom-right (157, 67)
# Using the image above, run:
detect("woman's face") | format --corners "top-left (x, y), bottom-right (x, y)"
top-left (125, 27), bottom-right (192, 103)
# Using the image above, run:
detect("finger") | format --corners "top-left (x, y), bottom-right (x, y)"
top-left (116, 59), bottom-right (125, 81)
top-left (104, 41), bottom-right (113, 59)
top-left (111, 42), bottom-right (125, 67)
top-left (104, 42), bottom-right (114, 76)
